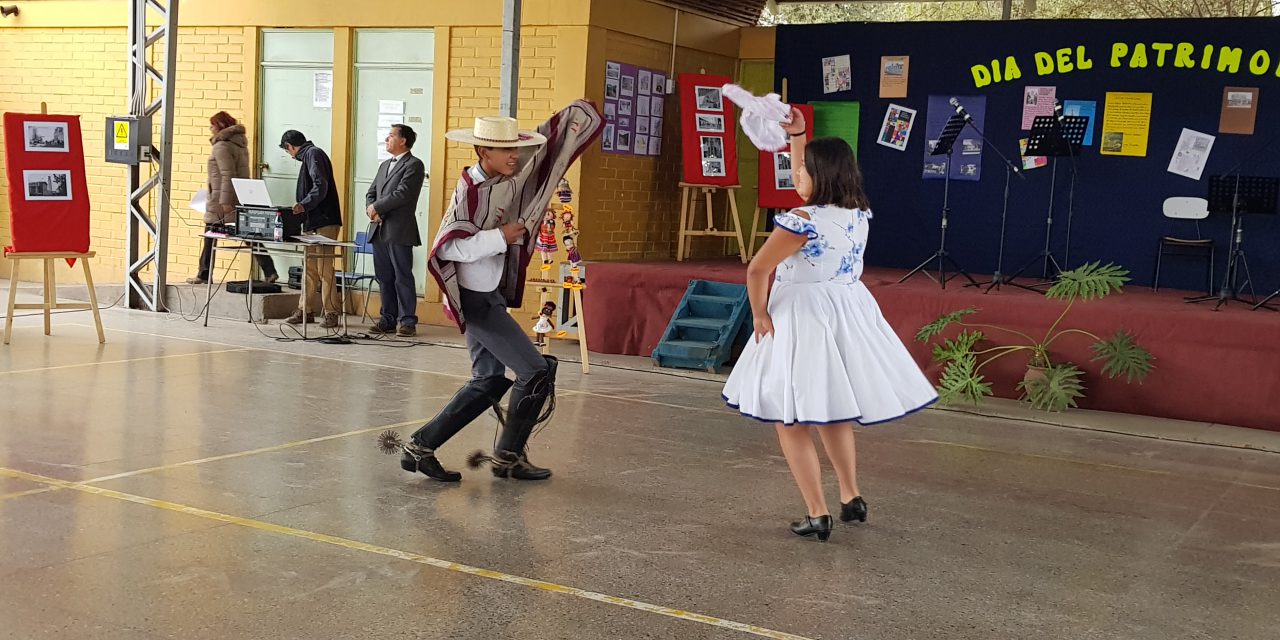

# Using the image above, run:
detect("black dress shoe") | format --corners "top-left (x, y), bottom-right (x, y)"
top-left (400, 444), bottom-right (461, 482)
top-left (840, 497), bottom-right (868, 523)
top-left (490, 450), bottom-right (552, 481)
top-left (790, 515), bottom-right (833, 541)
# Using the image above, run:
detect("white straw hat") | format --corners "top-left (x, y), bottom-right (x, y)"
top-left (444, 116), bottom-right (547, 147)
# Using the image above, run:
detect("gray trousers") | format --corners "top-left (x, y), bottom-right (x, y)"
top-left (460, 288), bottom-right (548, 385)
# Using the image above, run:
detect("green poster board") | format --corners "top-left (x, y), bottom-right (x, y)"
top-left (810, 101), bottom-right (860, 156)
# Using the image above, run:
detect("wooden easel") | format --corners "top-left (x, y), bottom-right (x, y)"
top-left (676, 182), bottom-right (747, 263)
top-left (526, 263), bottom-right (589, 374)
top-left (4, 251), bottom-right (106, 345)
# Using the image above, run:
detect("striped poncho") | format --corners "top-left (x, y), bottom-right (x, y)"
top-left (428, 100), bottom-right (604, 333)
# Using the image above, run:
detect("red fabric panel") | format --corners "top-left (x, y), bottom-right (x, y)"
top-left (583, 260), bottom-right (1280, 432)
top-left (678, 73), bottom-right (738, 187)
top-left (3, 113), bottom-right (91, 254)
top-left (756, 104), bottom-right (813, 210)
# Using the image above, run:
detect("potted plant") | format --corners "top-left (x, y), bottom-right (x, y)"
top-left (914, 262), bottom-right (1155, 412)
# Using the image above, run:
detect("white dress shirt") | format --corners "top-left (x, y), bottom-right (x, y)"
top-left (437, 164), bottom-right (508, 292)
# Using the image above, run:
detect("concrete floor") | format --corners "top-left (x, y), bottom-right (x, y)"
top-left (2, 287), bottom-right (1279, 640)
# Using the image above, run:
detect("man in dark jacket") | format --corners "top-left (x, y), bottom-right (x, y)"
top-left (280, 130), bottom-right (343, 328)
top-left (366, 124), bottom-right (426, 336)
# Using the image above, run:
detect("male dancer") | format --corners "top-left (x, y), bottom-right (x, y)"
top-left (379, 101), bottom-right (602, 482)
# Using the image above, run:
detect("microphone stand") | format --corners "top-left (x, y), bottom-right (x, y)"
top-left (948, 110), bottom-right (1029, 293)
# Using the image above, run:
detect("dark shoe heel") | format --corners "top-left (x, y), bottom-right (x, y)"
top-left (840, 497), bottom-right (868, 523)
top-left (789, 515), bottom-right (833, 541)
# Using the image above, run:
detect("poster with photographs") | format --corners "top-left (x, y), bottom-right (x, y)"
top-left (678, 72), bottom-right (737, 186)
top-left (774, 152), bottom-right (795, 190)
top-left (700, 135), bottom-right (725, 177)
top-left (695, 86), bottom-right (723, 112)
top-left (24, 169), bottom-right (73, 201)
top-left (24, 121), bottom-right (69, 153)
top-left (822, 54), bottom-right (852, 94)
top-left (602, 60), bottom-right (667, 156)
top-left (695, 113), bottom-right (724, 133)
top-left (876, 104), bottom-right (916, 152)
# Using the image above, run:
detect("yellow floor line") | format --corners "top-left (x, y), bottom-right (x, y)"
top-left (0, 418), bottom-right (428, 504)
top-left (77, 324), bottom-right (727, 415)
top-left (0, 486), bottom-right (56, 501)
top-left (0, 466), bottom-right (813, 640)
top-left (0, 348), bottom-right (247, 375)
top-left (82, 417), bottom-right (428, 484)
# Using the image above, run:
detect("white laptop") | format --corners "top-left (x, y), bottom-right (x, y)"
top-left (231, 178), bottom-right (278, 209)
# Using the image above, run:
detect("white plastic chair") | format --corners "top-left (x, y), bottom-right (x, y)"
top-left (1154, 197), bottom-right (1214, 294)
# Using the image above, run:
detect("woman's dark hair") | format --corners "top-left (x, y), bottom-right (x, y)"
top-left (209, 111), bottom-right (237, 131)
top-left (803, 137), bottom-right (870, 210)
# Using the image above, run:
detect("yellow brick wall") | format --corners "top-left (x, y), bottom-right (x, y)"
top-left (577, 30), bottom-right (738, 262)
top-left (439, 26), bottom-right (560, 216)
top-left (0, 28), bottom-right (129, 283)
top-left (0, 27), bottom-right (252, 286)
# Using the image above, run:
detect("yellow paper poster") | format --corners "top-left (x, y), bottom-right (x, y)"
top-left (1100, 92), bottom-right (1152, 157)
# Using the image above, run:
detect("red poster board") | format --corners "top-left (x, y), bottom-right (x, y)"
top-left (757, 103), bottom-right (814, 210)
top-left (3, 113), bottom-right (90, 255)
top-left (678, 73), bottom-right (738, 187)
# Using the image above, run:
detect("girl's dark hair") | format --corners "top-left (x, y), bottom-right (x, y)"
top-left (803, 137), bottom-right (871, 210)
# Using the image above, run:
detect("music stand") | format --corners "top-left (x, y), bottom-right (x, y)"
top-left (1181, 175), bottom-right (1278, 309)
top-left (1005, 114), bottom-right (1088, 289)
top-left (899, 114), bottom-right (978, 288)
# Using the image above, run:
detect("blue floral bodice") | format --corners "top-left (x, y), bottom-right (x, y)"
top-left (773, 205), bottom-right (871, 285)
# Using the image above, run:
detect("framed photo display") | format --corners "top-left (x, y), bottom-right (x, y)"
top-left (678, 72), bottom-right (738, 186)
top-left (602, 60), bottom-right (666, 157)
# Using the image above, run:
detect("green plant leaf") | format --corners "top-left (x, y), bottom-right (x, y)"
top-left (932, 330), bottom-right (985, 363)
top-left (1046, 262), bottom-right (1130, 302)
top-left (916, 308), bottom-right (978, 342)
top-left (1091, 329), bottom-right (1155, 383)
top-left (936, 353), bottom-right (993, 406)
top-left (1017, 363), bottom-right (1086, 412)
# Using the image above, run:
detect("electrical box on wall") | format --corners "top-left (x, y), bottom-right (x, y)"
top-left (104, 115), bottom-right (152, 165)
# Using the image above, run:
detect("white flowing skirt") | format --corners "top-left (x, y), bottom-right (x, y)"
top-left (723, 281), bottom-right (938, 426)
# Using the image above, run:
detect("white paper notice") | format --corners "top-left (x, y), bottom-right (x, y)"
top-left (1168, 128), bottom-right (1215, 181)
top-left (313, 72), bottom-right (333, 108)
top-left (377, 114), bottom-right (401, 128)
top-left (378, 100), bottom-right (405, 115)
top-left (822, 54), bottom-right (852, 94)
top-left (189, 189), bottom-right (208, 213)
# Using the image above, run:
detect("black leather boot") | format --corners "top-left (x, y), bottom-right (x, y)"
top-left (400, 442), bottom-right (461, 483)
top-left (401, 376), bottom-right (511, 480)
top-left (485, 356), bottom-right (557, 481)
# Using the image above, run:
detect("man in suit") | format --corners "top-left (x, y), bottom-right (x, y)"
top-left (366, 124), bottom-right (426, 337)
top-left (280, 130), bottom-right (344, 328)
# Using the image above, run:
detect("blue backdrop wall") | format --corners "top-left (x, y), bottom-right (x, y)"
top-left (774, 18), bottom-right (1280, 292)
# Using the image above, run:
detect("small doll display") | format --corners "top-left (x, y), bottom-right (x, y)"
top-left (561, 205), bottom-right (581, 267)
top-left (532, 301), bottom-right (556, 346)
top-left (535, 207), bottom-right (558, 270)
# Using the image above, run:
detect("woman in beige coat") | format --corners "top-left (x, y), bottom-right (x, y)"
top-left (187, 111), bottom-right (278, 284)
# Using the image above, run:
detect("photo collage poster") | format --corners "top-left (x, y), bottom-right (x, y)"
top-left (603, 60), bottom-right (666, 157)
top-left (922, 95), bottom-right (986, 182)
top-left (2, 112), bottom-right (91, 253)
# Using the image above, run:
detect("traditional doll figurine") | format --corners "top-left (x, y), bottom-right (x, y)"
top-left (535, 207), bottom-right (558, 270)
top-left (561, 205), bottom-right (581, 267)
top-left (556, 178), bottom-right (573, 204)
top-left (532, 301), bottom-right (556, 345)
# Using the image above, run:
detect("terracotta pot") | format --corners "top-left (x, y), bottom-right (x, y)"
top-left (1023, 365), bottom-right (1048, 386)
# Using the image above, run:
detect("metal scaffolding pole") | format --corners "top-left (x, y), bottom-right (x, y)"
top-left (499, 0), bottom-right (522, 118)
top-left (125, 0), bottom-right (178, 311)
